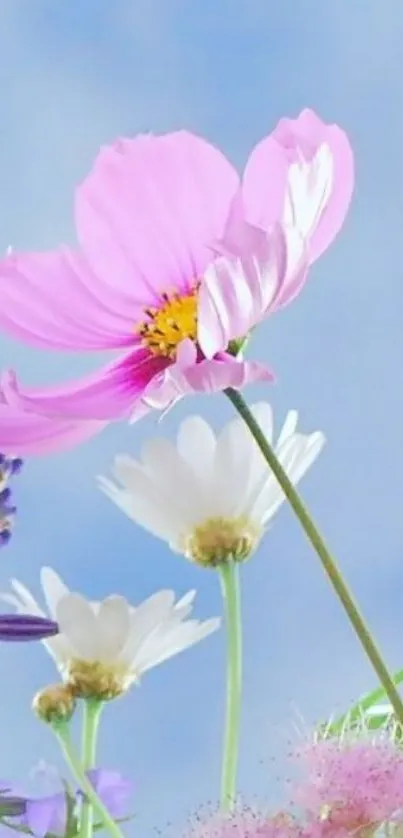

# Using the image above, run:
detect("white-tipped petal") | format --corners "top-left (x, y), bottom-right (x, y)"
top-left (276, 410), bottom-right (299, 448)
top-left (175, 589), bottom-right (196, 610)
top-left (176, 416), bottom-right (216, 486)
top-left (9, 579), bottom-right (44, 615)
top-left (141, 437), bottom-right (203, 525)
top-left (99, 471), bottom-right (183, 543)
top-left (119, 590), bottom-right (176, 667)
top-left (40, 567), bottom-right (70, 620)
top-left (56, 594), bottom-right (99, 661)
top-left (138, 617), bottom-right (220, 672)
top-left (96, 596), bottom-right (131, 663)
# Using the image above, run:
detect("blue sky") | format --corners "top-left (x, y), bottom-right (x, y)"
top-left (1, 0), bottom-right (403, 832)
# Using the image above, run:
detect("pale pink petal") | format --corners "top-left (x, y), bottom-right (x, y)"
top-left (1, 349), bottom-right (168, 421)
top-left (183, 355), bottom-right (274, 392)
top-left (76, 132), bottom-right (239, 303)
top-left (268, 226), bottom-right (309, 311)
top-left (0, 403), bottom-right (106, 455)
top-left (0, 248), bottom-right (141, 350)
top-left (198, 223), bottom-right (287, 358)
top-left (139, 351), bottom-right (274, 414)
top-left (243, 109), bottom-right (354, 263)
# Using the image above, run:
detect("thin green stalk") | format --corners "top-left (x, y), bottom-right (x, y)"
top-left (218, 560), bottom-right (242, 811)
top-left (225, 387), bottom-right (403, 726)
top-left (52, 720), bottom-right (124, 838)
top-left (80, 700), bottom-right (103, 838)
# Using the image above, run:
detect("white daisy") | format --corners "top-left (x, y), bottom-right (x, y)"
top-left (1, 568), bottom-right (219, 699)
top-left (99, 402), bottom-right (325, 568)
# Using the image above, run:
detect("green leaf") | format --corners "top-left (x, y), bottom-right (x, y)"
top-left (317, 668), bottom-right (403, 739)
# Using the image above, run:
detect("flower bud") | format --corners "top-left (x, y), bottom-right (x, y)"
top-left (33, 683), bottom-right (76, 724)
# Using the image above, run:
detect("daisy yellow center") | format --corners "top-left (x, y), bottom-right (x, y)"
top-left (65, 659), bottom-right (137, 701)
top-left (182, 515), bottom-right (262, 568)
top-left (137, 288), bottom-right (198, 359)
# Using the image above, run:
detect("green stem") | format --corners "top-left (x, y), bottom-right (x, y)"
top-left (80, 700), bottom-right (103, 838)
top-left (52, 721), bottom-right (124, 838)
top-left (218, 560), bottom-right (242, 811)
top-left (225, 387), bottom-right (403, 726)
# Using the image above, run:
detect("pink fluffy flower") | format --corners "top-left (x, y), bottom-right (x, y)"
top-left (185, 808), bottom-right (355, 838)
top-left (295, 739), bottom-right (403, 831)
top-left (186, 808), bottom-right (301, 838)
top-left (0, 109), bottom-right (353, 444)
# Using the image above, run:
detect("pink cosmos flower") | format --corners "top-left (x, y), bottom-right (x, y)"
top-left (0, 373), bottom-right (106, 455)
top-left (294, 739), bottom-right (403, 831)
top-left (0, 109), bottom-right (353, 441)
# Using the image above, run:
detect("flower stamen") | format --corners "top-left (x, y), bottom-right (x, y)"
top-left (182, 515), bottom-right (262, 568)
top-left (136, 287), bottom-right (198, 358)
top-left (65, 659), bottom-right (138, 701)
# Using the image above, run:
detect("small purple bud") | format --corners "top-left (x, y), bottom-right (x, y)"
top-left (10, 457), bottom-right (23, 475)
top-left (0, 530), bottom-right (11, 547)
top-left (0, 488), bottom-right (12, 503)
top-left (2, 503), bottom-right (17, 515)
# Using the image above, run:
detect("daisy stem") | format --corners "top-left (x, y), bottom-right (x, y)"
top-left (224, 387), bottom-right (403, 727)
top-left (80, 699), bottom-right (104, 838)
top-left (218, 560), bottom-right (242, 811)
top-left (52, 720), bottom-right (124, 838)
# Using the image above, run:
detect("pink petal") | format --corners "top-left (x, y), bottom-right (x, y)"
top-left (140, 349), bottom-right (274, 414)
top-left (269, 226), bottom-right (309, 311)
top-left (198, 222), bottom-right (288, 358)
top-left (0, 248), bottom-right (141, 351)
top-left (184, 355), bottom-right (275, 392)
top-left (0, 403), bottom-right (106, 455)
top-left (242, 134), bottom-right (289, 230)
top-left (243, 108), bottom-right (354, 263)
top-left (1, 350), bottom-right (168, 421)
top-left (76, 132), bottom-right (239, 303)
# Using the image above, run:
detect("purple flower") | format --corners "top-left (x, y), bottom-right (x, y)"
top-left (0, 455), bottom-right (23, 548)
top-left (0, 769), bottom-right (133, 838)
top-left (85, 770), bottom-right (133, 819)
top-left (0, 614), bottom-right (59, 642)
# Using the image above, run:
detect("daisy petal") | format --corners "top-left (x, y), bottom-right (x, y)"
top-left (96, 596), bottom-right (131, 662)
top-left (56, 594), bottom-right (99, 661)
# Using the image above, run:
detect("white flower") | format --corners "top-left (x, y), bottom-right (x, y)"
top-left (1, 568), bottom-right (219, 699)
top-left (99, 402), bottom-right (325, 568)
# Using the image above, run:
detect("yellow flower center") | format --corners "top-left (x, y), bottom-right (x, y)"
top-left (181, 515), bottom-right (262, 568)
top-left (137, 288), bottom-right (198, 359)
top-left (65, 659), bottom-right (137, 701)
